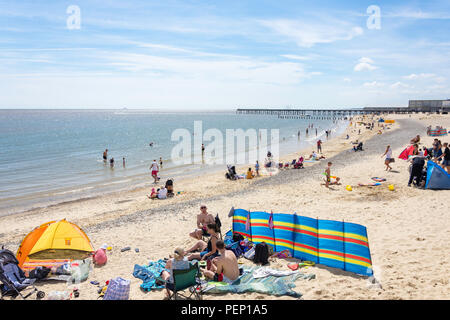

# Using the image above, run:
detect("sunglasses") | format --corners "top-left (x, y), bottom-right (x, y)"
top-left (200, 206), bottom-right (206, 209)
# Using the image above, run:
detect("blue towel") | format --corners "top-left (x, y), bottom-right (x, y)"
top-left (133, 259), bottom-right (168, 291)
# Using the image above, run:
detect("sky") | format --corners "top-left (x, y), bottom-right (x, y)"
top-left (0, 0), bottom-right (449, 110)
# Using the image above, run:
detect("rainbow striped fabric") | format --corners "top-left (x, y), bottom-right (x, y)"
top-left (232, 209), bottom-right (373, 276)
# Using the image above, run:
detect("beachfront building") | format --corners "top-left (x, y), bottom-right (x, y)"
top-left (408, 99), bottom-right (450, 113)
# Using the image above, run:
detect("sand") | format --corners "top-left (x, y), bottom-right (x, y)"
top-left (1, 113), bottom-right (449, 300)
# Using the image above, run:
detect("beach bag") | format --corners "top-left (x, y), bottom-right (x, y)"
top-left (389, 158), bottom-right (395, 163)
top-left (232, 233), bottom-right (244, 243)
top-left (29, 266), bottom-right (51, 280)
top-left (253, 242), bottom-right (269, 265)
top-left (226, 241), bottom-right (244, 258)
top-left (69, 259), bottom-right (91, 284)
top-left (103, 277), bottom-right (130, 300)
top-left (243, 247), bottom-right (255, 260)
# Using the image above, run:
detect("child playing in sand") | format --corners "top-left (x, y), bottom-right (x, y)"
top-left (246, 168), bottom-right (255, 179)
top-left (324, 162), bottom-right (340, 188)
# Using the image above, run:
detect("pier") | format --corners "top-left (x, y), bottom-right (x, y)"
top-left (236, 107), bottom-right (431, 120)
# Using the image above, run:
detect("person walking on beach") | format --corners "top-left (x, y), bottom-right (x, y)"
top-left (382, 145), bottom-right (393, 171)
top-left (103, 149), bottom-right (108, 163)
top-left (315, 128), bottom-right (317, 137)
top-left (306, 128), bottom-right (309, 136)
top-left (159, 157), bottom-right (163, 169)
top-left (150, 159), bottom-right (159, 184)
top-left (317, 139), bottom-right (322, 153)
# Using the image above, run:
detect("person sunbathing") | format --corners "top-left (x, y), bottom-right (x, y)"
top-left (201, 240), bottom-right (239, 284)
top-left (186, 223), bottom-right (220, 261)
top-left (307, 151), bottom-right (326, 160)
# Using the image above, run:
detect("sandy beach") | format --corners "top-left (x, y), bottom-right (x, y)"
top-left (1, 113), bottom-right (449, 300)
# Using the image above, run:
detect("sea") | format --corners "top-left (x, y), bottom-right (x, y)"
top-left (0, 109), bottom-right (348, 216)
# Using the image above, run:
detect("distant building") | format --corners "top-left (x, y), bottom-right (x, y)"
top-left (408, 100), bottom-right (450, 112)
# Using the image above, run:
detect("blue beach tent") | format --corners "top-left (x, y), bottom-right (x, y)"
top-left (425, 161), bottom-right (450, 190)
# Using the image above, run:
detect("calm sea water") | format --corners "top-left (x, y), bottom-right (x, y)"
top-left (0, 109), bottom-right (347, 215)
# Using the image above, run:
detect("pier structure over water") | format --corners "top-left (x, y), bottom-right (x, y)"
top-left (236, 106), bottom-right (445, 120)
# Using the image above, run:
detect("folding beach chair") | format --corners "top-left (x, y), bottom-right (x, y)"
top-left (0, 249), bottom-right (45, 300)
top-left (158, 262), bottom-right (202, 300)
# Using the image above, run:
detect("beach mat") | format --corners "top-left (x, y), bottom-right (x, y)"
top-left (22, 258), bottom-right (73, 271)
top-left (202, 266), bottom-right (315, 298)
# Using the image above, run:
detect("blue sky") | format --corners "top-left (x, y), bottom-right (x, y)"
top-left (0, 0), bottom-right (449, 109)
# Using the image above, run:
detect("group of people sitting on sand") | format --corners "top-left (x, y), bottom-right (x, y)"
top-left (147, 179), bottom-right (174, 199)
top-left (160, 205), bottom-right (240, 298)
top-left (420, 138), bottom-right (449, 174)
top-left (401, 135), bottom-right (450, 187)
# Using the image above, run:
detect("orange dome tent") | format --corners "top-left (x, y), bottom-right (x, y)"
top-left (16, 219), bottom-right (94, 270)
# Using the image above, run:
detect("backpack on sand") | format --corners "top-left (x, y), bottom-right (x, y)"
top-left (253, 242), bottom-right (269, 265)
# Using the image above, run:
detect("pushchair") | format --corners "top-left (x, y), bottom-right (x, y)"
top-left (225, 166), bottom-right (237, 180)
top-left (165, 179), bottom-right (174, 197)
top-left (294, 157), bottom-right (304, 169)
top-left (0, 248), bottom-right (45, 300)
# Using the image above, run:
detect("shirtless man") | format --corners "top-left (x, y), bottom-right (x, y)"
top-left (103, 149), bottom-right (108, 162)
top-left (189, 205), bottom-right (215, 240)
top-left (202, 240), bottom-right (239, 284)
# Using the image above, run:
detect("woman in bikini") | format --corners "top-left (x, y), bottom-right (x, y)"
top-left (185, 223), bottom-right (220, 261)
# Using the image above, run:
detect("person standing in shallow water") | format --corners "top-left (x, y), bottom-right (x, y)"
top-left (103, 149), bottom-right (108, 163)
top-left (109, 157), bottom-right (114, 168)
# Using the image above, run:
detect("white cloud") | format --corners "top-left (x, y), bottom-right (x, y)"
top-left (354, 57), bottom-right (377, 72)
top-left (103, 52), bottom-right (311, 86)
top-left (385, 10), bottom-right (450, 20)
top-left (259, 19), bottom-right (364, 48)
top-left (280, 54), bottom-right (312, 61)
top-left (390, 82), bottom-right (410, 89)
top-left (363, 81), bottom-right (384, 88)
top-left (343, 78), bottom-right (351, 82)
top-left (402, 73), bottom-right (435, 80)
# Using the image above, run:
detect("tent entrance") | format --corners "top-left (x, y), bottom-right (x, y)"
top-left (28, 249), bottom-right (91, 261)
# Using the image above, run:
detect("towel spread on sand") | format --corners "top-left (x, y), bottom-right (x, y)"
top-left (252, 267), bottom-right (300, 279)
top-left (202, 266), bottom-right (315, 298)
top-left (133, 259), bottom-right (169, 291)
